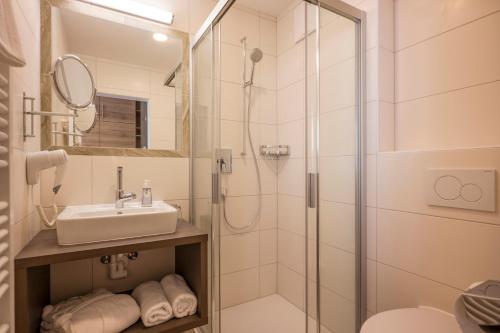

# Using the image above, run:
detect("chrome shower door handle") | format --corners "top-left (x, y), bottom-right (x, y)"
top-left (212, 172), bottom-right (220, 204)
top-left (307, 172), bottom-right (318, 208)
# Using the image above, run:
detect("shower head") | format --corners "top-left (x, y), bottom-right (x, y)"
top-left (250, 48), bottom-right (263, 63)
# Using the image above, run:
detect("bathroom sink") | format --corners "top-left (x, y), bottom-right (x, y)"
top-left (56, 201), bottom-right (178, 245)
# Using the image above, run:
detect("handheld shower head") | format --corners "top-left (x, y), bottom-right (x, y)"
top-left (246, 48), bottom-right (263, 87)
top-left (250, 48), bottom-right (263, 63)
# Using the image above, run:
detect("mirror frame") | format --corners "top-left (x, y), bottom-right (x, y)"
top-left (41, 0), bottom-right (190, 158)
top-left (52, 54), bottom-right (97, 110)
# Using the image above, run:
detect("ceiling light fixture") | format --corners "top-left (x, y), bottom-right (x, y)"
top-left (81, 0), bottom-right (174, 25)
top-left (153, 33), bottom-right (168, 42)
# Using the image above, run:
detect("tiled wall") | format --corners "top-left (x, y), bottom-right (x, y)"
top-left (7, 0), bottom-right (42, 329)
top-left (370, 0), bottom-right (500, 318)
top-left (275, 0), bottom-right (307, 312)
top-left (217, 4), bottom-right (279, 308)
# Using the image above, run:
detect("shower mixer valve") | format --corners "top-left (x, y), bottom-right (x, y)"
top-left (216, 148), bottom-right (232, 174)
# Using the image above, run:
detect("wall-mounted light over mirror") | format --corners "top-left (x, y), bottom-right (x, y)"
top-left (41, 0), bottom-right (189, 157)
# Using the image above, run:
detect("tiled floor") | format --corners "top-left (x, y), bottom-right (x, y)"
top-left (221, 294), bottom-right (327, 333)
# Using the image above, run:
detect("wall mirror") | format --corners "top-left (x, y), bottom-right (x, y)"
top-left (41, 0), bottom-right (189, 157)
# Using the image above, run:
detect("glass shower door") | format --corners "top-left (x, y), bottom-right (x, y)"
top-left (306, 2), bottom-right (363, 333)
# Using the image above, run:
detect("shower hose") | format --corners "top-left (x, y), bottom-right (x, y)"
top-left (222, 83), bottom-right (262, 231)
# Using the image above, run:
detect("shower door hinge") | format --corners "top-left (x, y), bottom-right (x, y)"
top-left (307, 173), bottom-right (318, 208)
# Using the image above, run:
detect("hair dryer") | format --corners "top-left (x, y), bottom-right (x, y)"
top-left (26, 149), bottom-right (68, 193)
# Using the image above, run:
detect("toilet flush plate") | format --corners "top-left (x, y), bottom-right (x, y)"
top-left (426, 169), bottom-right (496, 212)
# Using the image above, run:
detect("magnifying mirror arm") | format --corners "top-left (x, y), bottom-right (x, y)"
top-left (25, 110), bottom-right (77, 118)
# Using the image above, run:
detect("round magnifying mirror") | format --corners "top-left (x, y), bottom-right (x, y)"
top-left (53, 54), bottom-right (96, 109)
top-left (74, 104), bottom-right (97, 133)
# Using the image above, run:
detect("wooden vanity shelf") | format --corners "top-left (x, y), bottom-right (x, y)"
top-left (15, 221), bottom-right (208, 333)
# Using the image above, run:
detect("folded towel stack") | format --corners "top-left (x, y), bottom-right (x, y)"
top-left (160, 274), bottom-right (198, 318)
top-left (41, 289), bottom-right (140, 333)
top-left (131, 281), bottom-right (173, 327)
top-left (131, 274), bottom-right (198, 327)
top-left (41, 274), bottom-right (198, 331)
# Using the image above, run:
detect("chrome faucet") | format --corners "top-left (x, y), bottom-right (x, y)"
top-left (116, 166), bottom-right (136, 208)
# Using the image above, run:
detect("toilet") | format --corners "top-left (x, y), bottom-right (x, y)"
top-left (361, 307), bottom-right (463, 333)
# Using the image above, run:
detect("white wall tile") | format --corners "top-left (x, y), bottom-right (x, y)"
top-left (367, 259), bottom-right (376, 313)
top-left (319, 286), bottom-right (356, 333)
top-left (260, 263), bottom-right (277, 296)
top-left (91, 156), bottom-right (189, 203)
top-left (221, 231), bottom-right (259, 274)
top-left (319, 244), bottom-right (355, 301)
top-left (259, 18), bottom-right (277, 56)
top-left (378, 101), bottom-right (394, 152)
top-left (277, 7), bottom-right (296, 56)
top-left (260, 229), bottom-right (277, 265)
top-left (396, 81), bottom-right (500, 151)
top-left (319, 156), bottom-right (355, 204)
top-left (320, 58), bottom-right (356, 112)
top-left (396, 11), bottom-right (500, 102)
top-left (377, 263), bottom-right (461, 313)
top-left (278, 194), bottom-right (305, 236)
top-left (221, 7), bottom-right (260, 50)
top-left (277, 263), bottom-right (305, 310)
top-left (278, 79), bottom-right (304, 124)
top-left (278, 119), bottom-right (304, 158)
top-left (378, 209), bottom-right (500, 290)
top-left (278, 158), bottom-right (305, 197)
top-left (319, 201), bottom-right (356, 254)
top-left (260, 194), bottom-right (277, 230)
top-left (41, 155), bottom-right (92, 206)
top-left (395, 0), bottom-right (500, 50)
top-left (221, 267), bottom-right (260, 308)
top-left (278, 229), bottom-right (305, 275)
top-left (319, 107), bottom-right (356, 157)
top-left (277, 41), bottom-right (304, 89)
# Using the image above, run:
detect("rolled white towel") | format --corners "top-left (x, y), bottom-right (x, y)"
top-left (58, 294), bottom-right (140, 333)
top-left (160, 274), bottom-right (197, 318)
top-left (132, 281), bottom-right (173, 327)
top-left (41, 289), bottom-right (113, 331)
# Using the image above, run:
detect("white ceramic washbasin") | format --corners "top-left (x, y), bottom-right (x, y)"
top-left (56, 201), bottom-right (178, 245)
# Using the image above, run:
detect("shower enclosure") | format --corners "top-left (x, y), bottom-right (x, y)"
top-left (191, 0), bottom-right (365, 332)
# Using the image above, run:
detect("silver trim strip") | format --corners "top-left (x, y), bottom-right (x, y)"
top-left (191, 0), bottom-right (233, 50)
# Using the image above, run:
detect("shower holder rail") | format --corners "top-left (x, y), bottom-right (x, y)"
top-left (259, 145), bottom-right (290, 159)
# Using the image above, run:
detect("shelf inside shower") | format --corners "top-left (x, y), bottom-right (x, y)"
top-left (259, 145), bottom-right (290, 159)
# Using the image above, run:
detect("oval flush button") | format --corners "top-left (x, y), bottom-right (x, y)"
top-left (461, 183), bottom-right (483, 202)
top-left (435, 175), bottom-right (461, 200)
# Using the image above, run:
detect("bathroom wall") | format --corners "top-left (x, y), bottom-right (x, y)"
top-left (371, 0), bottom-right (500, 316)
top-left (6, 0), bottom-right (43, 329)
top-left (217, 4), bottom-right (279, 308)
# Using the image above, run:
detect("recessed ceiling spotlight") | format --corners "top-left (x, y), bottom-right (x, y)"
top-left (153, 33), bottom-right (168, 42)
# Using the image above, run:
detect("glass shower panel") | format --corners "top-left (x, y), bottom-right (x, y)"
top-left (315, 6), bottom-right (358, 333)
top-left (191, 23), bottom-right (221, 333)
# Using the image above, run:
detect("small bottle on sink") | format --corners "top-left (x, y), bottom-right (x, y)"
top-left (141, 179), bottom-right (153, 207)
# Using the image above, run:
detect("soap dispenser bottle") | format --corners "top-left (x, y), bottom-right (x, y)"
top-left (141, 179), bottom-right (152, 207)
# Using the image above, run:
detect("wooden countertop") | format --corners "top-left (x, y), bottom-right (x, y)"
top-left (15, 220), bottom-right (208, 269)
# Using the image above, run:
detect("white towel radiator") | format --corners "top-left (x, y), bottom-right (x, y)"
top-left (0, 64), bottom-right (11, 333)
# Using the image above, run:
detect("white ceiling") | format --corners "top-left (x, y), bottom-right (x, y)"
top-left (234, 0), bottom-right (295, 17)
top-left (59, 7), bottom-right (183, 73)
